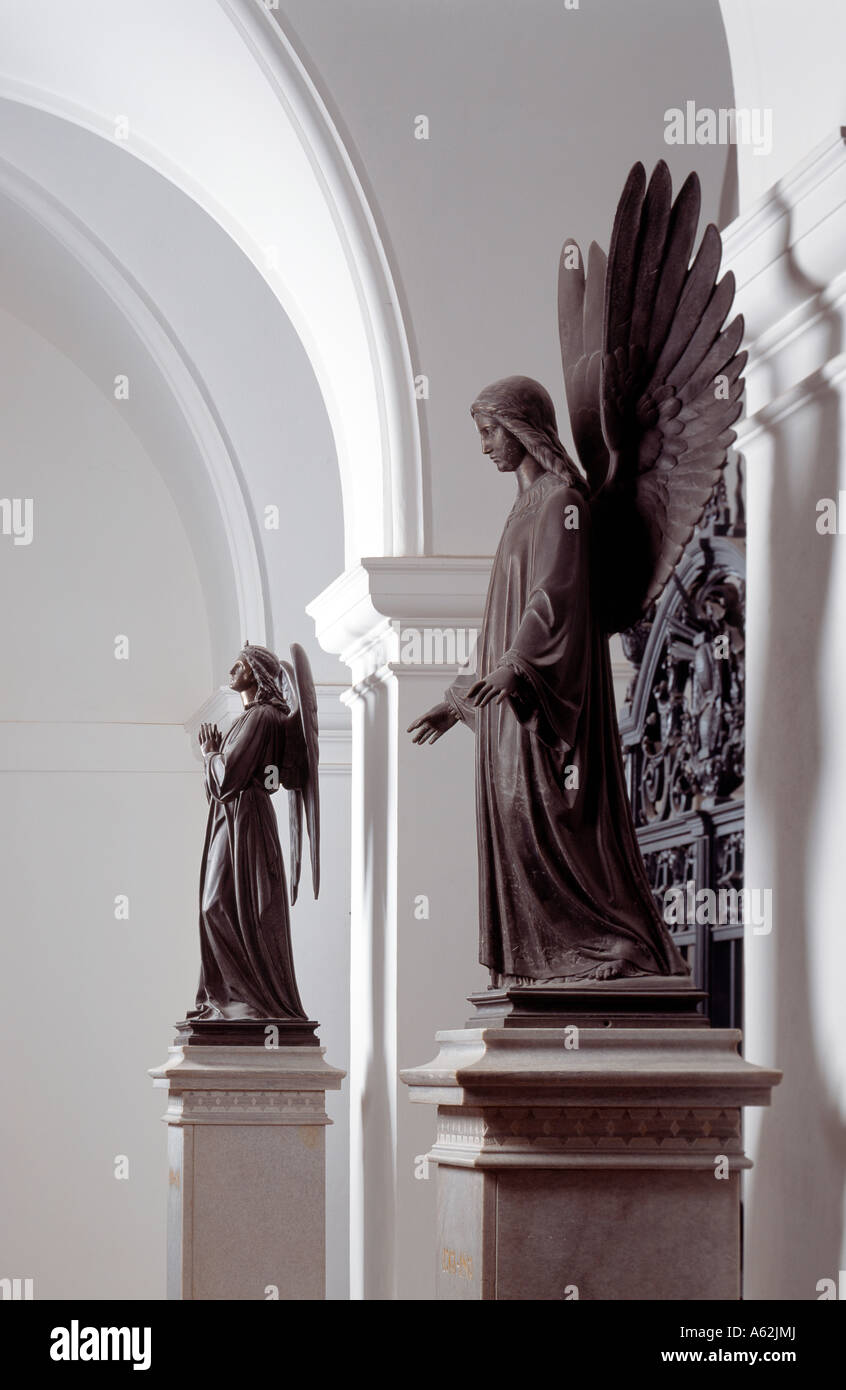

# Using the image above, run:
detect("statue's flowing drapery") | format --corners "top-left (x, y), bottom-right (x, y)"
top-left (192, 701), bottom-right (306, 1020)
top-left (446, 472), bottom-right (688, 981)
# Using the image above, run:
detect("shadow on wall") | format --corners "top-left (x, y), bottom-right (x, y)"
top-left (747, 189), bottom-right (846, 1299)
top-left (717, 144), bottom-right (739, 231)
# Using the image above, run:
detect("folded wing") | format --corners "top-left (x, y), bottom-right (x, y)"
top-left (279, 645), bottom-right (321, 904)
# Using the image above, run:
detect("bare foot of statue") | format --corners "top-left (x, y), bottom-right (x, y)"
top-left (591, 961), bottom-right (624, 981)
top-left (488, 971), bottom-right (537, 988)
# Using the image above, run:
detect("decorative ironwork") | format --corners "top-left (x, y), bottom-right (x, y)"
top-left (620, 461), bottom-right (746, 1028)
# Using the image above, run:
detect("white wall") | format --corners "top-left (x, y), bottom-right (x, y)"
top-left (719, 0), bottom-right (846, 206)
top-left (0, 0), bottom-right (419, 561)
top-left (292, 0), bottom-right (738, 1298)
top-left (0, 99), bottom-right (344, 683)
top-left (0, 310), bottom-right (210, 1297)
top-left (11, 0), bottom-right (833, 1305)
top-left (716, 0), bottom-right (846, 1300)
top-left (280, 0), bottom-right (735, 555)
top-left (0, 101), bottom-right (354, 1293)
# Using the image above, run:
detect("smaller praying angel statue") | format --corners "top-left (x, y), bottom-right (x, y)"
top-left (186, 641), bottom-right (320, 1024)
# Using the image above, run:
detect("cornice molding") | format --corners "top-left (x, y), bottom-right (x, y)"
top-left (722, 131), bottom-right (846, 274)
top-left (307, 557), bottom-right (492, 666)
top-left (735, 348), bottom-right (846, 448)
top-left (721, 131), bottom-right (846, 419)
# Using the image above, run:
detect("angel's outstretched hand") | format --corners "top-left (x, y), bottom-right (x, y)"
top-left (407, 701), bottom-right (459, 746)
top-left (467, 666), bottom-right (519, 708)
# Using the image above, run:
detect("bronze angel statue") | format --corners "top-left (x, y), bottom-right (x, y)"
top-left (187, 641), bottom-right (320, 1023)
top-left (409, 161), bottom-right (745, 985)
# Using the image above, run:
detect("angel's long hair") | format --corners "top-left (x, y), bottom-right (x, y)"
top-left (239, 643), bottom-right (290, 714)
top-left (470, 375), bottom-right (586, 491)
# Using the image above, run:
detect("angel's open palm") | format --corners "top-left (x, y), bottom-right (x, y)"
top-left (407, 702), bottom-right (458, 746)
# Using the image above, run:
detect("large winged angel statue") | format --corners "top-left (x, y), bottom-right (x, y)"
top-left (188, 641), bottom-right (320, 1021)
top-left (409, 162), bottom-right (745, 985)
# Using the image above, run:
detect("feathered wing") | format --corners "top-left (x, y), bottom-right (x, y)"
top-left (279, 660), bottom-right (305, 904)
top-left (290, 644), bottom-right (320, 902)
top-left (279, 647), bottom-right (320, 904)
top-left (559, 160), bottom-right (746, 633)
top-left (558, 237), bottom-right (610, 492)
top-left (288, 782), bottom-right (304, 905)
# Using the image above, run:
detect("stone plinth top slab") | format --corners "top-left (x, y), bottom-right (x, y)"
top-left (150, 1043), bottom-right (346, 1099)
top-left (401, 1027), bottom-right (781, 1110)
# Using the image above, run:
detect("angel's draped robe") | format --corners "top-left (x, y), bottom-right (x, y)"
top-left (446, 472), bottom-right (688, 981)
top-left (192, 700), bottom-right (307, 1019)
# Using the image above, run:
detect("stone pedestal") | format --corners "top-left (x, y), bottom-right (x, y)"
top-left (401, 990), bottom-right (781, 1301)
top-left (150, 1043), bottom-right (345, 1300)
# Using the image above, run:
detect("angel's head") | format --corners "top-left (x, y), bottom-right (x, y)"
top-left (473, 412), bottom-right (525, 473)
top-left (470, 375), bottom-right (582, 485)
top-left (229, 654), bottom-right (258, 702)
top-left (232, 643), bottom-right (290, 713)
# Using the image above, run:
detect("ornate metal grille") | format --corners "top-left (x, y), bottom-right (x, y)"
top-left (619, 465), bottom-right (746, 1029)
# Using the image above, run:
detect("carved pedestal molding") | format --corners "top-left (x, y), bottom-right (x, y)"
top-left (150, 1044), bottom-right (345, 1301)
top-left (402, 1026), bottom-right (780, 1300)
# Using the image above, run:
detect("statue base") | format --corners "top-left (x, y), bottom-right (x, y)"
top-left (467, 976), bottom-right (708, 1030)
top-left (150, 1041), bottom-right (345, 1299)
top-left (173, 1016), bottom-right (320, 1047)
top-left (401, 1008), bottom-right (780, 1300)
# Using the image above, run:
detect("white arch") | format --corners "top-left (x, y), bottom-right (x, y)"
top-left (0, 0), bottom-right (424, 563)
top-left (0, 153), bottom-right (267, 666)
top-left (718, 0), bottom-right (846, 209)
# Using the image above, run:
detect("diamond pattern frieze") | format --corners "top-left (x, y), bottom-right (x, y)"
top-left (437, 1106), bottom-right (742, 1153)
top-left (180, 1090), bottom-right (327, 1123)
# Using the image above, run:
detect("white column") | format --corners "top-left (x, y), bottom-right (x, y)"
top-left (722, 132), bottom-right (846, 1297)
top-left (308, 558), bottom-right (490, 1299)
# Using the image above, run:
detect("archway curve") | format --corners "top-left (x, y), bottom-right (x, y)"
top-left (0, 0), bottom-right (424, 564)
top-left (0, 151), bottom-right (268, 669)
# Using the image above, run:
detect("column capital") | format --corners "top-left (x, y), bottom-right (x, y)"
top-left (307, 557), bottom-right (491, 679)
